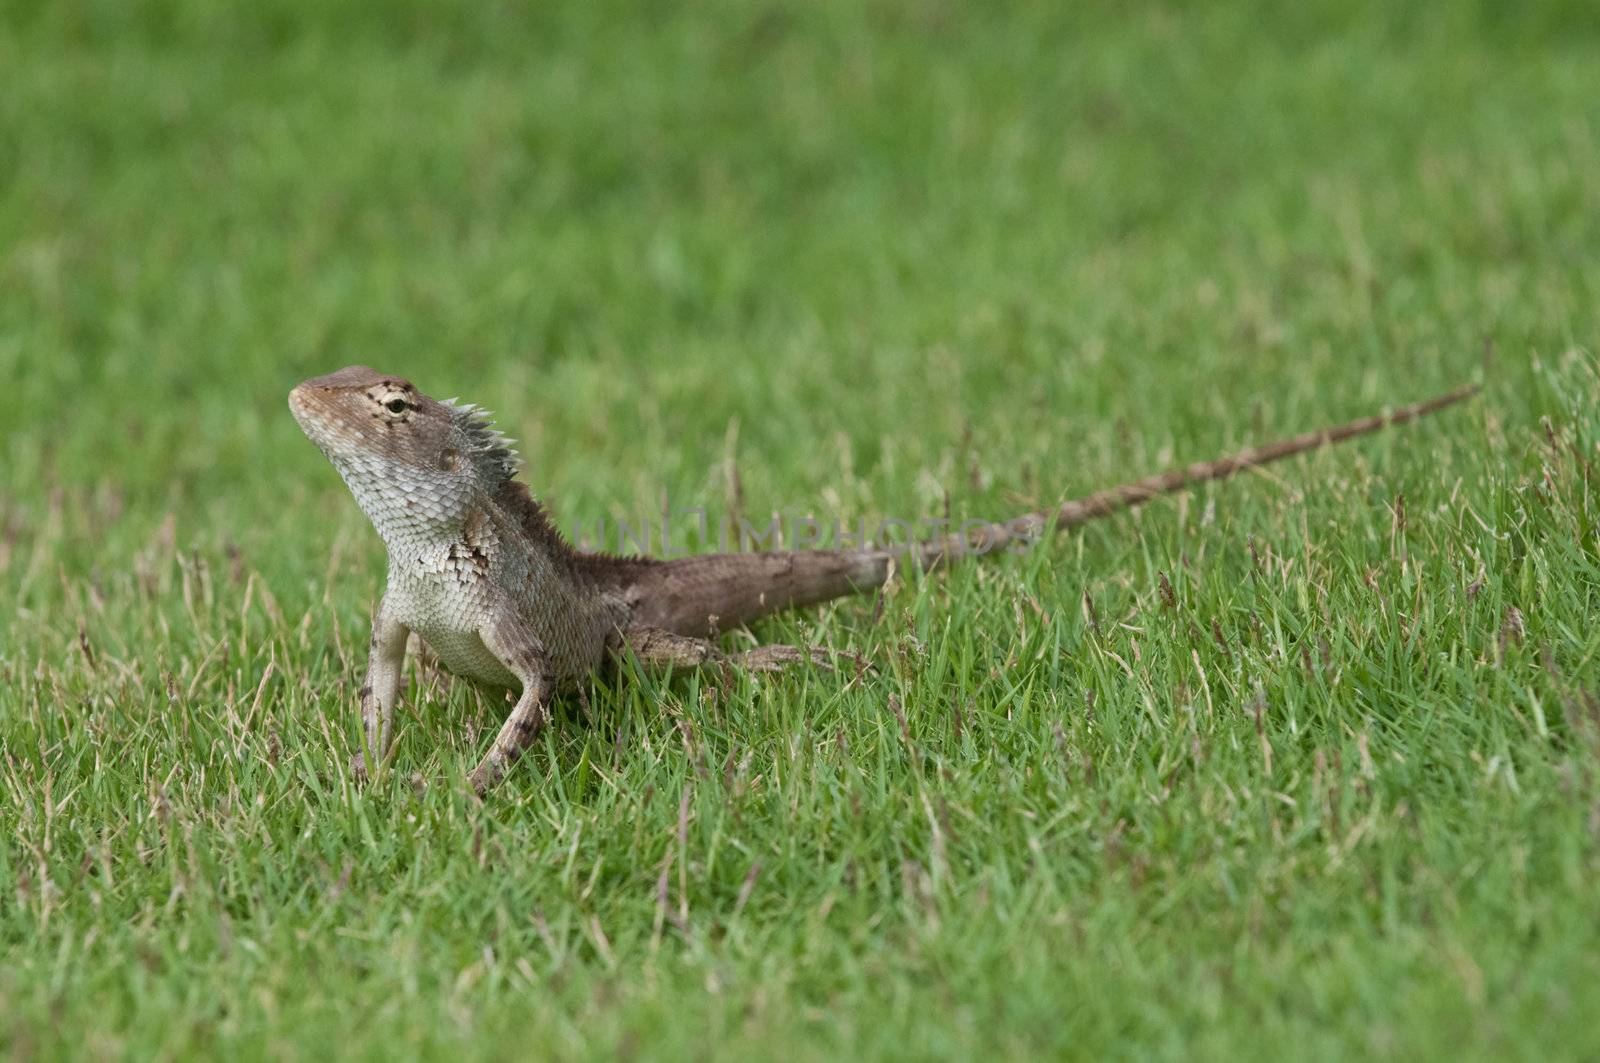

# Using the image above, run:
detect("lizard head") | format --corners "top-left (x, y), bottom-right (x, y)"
top-left (289, 366), bottom-right (519, 543)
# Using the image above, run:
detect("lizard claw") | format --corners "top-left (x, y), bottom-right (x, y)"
top-left (349, 751), bottom-right (372, 785)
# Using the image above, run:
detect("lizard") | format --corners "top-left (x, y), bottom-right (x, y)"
top-left (289, 365), bottom-right (1477, 794)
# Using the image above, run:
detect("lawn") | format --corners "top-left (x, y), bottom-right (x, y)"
top-left (4, 0), bottom-right (1600, 1058)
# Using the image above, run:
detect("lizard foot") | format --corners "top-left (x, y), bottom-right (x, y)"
top-left (466, 762), bottom-right (500, 799)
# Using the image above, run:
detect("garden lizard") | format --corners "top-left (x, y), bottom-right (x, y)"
top-left (289, 366), bottom-right (1476, 793)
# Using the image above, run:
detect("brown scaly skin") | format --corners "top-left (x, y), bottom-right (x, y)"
top-left (289, 366), bottom-right (1477, 794)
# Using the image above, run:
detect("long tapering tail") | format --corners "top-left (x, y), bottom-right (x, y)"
top-left (623, 384), bottom-right (1479, 637)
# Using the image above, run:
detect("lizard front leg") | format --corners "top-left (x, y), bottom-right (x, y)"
top-left (467, 604), bottom-right (557, 795)
top-left (354, 598), bottom-right (410, 781)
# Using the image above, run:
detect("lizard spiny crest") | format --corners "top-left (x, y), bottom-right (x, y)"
top-left (444, 399), bottom-right (520, 487)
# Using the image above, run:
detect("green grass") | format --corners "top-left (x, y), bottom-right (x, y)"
top-left (4, 0), bottom-right (1600, 1057)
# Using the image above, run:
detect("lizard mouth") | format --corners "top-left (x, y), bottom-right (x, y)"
top-left (288, 384), bottom-right (341, 454)
top-left (287, 383), bottom-right (316, 427)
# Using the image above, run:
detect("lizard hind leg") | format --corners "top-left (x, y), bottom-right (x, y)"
top-left (613, 627), bottom-right (727, 671)
top-left (613, 626), bottom-right (863, 677)
top-left (729, 643), bottom-right (841, 673)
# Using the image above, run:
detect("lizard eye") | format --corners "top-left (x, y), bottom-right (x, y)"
top-left (385, 399), bottom-right (409, 414)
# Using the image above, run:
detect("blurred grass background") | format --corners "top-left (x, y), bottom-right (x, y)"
top-left (3, 0), bottom-right (1600, 1058)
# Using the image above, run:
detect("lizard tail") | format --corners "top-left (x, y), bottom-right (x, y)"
top-left (623, 383), bottom-right (1479, 637)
